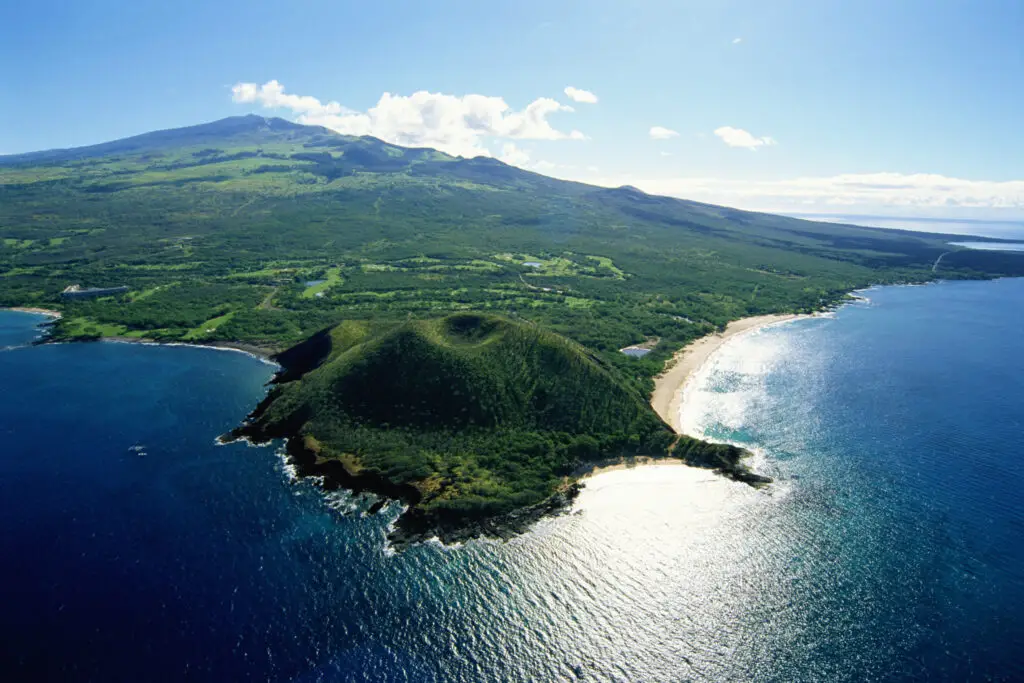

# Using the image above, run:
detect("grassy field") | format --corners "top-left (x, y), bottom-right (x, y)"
top-left (183, 311), bottom-right (236, 340)
top-left (301, 266), bottom-right (343, 299)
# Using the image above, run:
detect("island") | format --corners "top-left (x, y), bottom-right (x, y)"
top-left (229, 312), bottom-right (768, 545)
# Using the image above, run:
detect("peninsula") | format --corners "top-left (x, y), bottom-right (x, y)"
top-left (229, 312), bottom-right (768, 545)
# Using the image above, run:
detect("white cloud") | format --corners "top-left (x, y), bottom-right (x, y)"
top-left (732, 37), bottom-right (742, 44)
top-left (581, 171), bottom-right (1024, 215)
top-left (230, 80), bottom-right (353, 116)
top-left (232, 80), bottom-right (587, 158)
top-left (714, 126), bottom-right (776, 150)
top-left (649, 126), bottom-right (679, 140)
top-left (498, 143), bottom-right (531, 167)
top-left (526, 159), bottom-right (587, 174)
top-left (564, 86), bottom-right (598, 104)
top-left (660, 151), bottom-right (673, 157)
top-left (229, 80), bottom-right (1024, 218)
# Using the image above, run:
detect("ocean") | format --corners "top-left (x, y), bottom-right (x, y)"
top-left (1, 279), bottom-right (1022, 682)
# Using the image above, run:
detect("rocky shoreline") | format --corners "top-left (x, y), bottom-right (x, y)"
top-left (388, 483), bottom-right (582, 547)
top-left (226, 388), bottom-right (583, 547)
top-left (672, 437), bottom-right (772, 487)
top-left (213, 313), bottom-right (772, 549)
top-left (31, 334), bottom-right (280, 362)
top-left (228, 398), bottom-right (766, 549)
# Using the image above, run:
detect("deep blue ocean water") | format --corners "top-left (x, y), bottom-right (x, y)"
top-left (1, 279), bottom-right (1022, 682)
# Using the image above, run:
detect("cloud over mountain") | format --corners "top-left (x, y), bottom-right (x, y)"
top-left (582, 170), bottom-right (1024, 215)
top-left (232, 80), bottom-right (586, 158)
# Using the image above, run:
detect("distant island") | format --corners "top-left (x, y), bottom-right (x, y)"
top-left (228, 312), bottom-right (767, 545)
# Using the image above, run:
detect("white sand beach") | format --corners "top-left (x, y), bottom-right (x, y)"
top-left (4, 306), bottom-right (62, 319)
top-left (651, 314), bottom-right (805, 433)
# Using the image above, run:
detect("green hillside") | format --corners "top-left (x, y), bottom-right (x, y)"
top-left (235, 313), bottom-right (696, 543)
top-left (7, 115), bottom-right (1022, 542)
top-left (4, 115), bottom-right (1023, 376)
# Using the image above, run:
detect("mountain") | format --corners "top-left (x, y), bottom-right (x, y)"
top-left (232, 312), bottom-right (757, 544)
top-left (0, 115), bottom-right (326, 166)
top-left (2, 115), bottom-right (1022, 369)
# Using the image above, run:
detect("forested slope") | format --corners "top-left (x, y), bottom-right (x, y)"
top-left (3, 114), bottom-right (1022, 385)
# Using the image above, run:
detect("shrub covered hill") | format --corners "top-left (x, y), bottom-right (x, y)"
top-left (233, 312), bottom-right (759, 544)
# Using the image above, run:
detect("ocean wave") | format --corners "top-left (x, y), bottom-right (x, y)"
top-left (322, 488), bottom-right (362, 515)
top-left (423, 536), bottom-right (467, 551)
top-left (0, 344), bottom-right (28, 353)
top-left (213, 433), bottom-right (274, 448)
top-left (677, 316), bottom-right (833, 495)
top-left (680, 324), bottom-right (794, 437)
top-left (381, 505), bottom-right (411, 555)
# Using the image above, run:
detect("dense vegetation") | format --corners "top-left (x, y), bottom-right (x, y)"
top-left (4, 114), bottom-right (1023, 390)
top-left (237, 313), bottom-right (684, 542)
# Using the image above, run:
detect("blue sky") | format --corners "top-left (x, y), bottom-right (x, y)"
top-left (2, 0), bottom-right (1022, 217)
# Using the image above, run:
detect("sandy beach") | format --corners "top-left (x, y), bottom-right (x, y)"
top-left (573, 460), bottom-right (757, 518)
top-left (576, 455), bottom-right (687, 480)
top-left (651, 314), bottom-right (805, 433)
top-left (570, 315), bottom-right (809, 493)
top-left (4, 306), bottom-right (62, 319)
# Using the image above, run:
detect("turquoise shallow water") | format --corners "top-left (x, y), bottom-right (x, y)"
top-left (1, 279), bottom-right (1022, 681)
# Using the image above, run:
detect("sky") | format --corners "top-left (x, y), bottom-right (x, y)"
top-left (2, 0), bottom-right (1022, 219)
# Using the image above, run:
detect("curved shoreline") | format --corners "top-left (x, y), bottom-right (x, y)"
top-left (5, 309), bottom-right (280, 363)
top-left (103, 336), bottom-right (279, 363)
top-left (32, 334), bottom-right (280, 365)
top-left (575, 455), bottom-right (687, 479)
top-left (2, 306), bottom-right (62, 319)
top-left (651, 314), bottom-right (810, 433)
top-left (226, 316), bottom-right (799, 547)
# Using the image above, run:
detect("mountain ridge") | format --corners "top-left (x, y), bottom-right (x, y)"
top-left (2, 114), bottom-right (1018, 246)
top-left (0, 115), bottom-right (337, 166)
